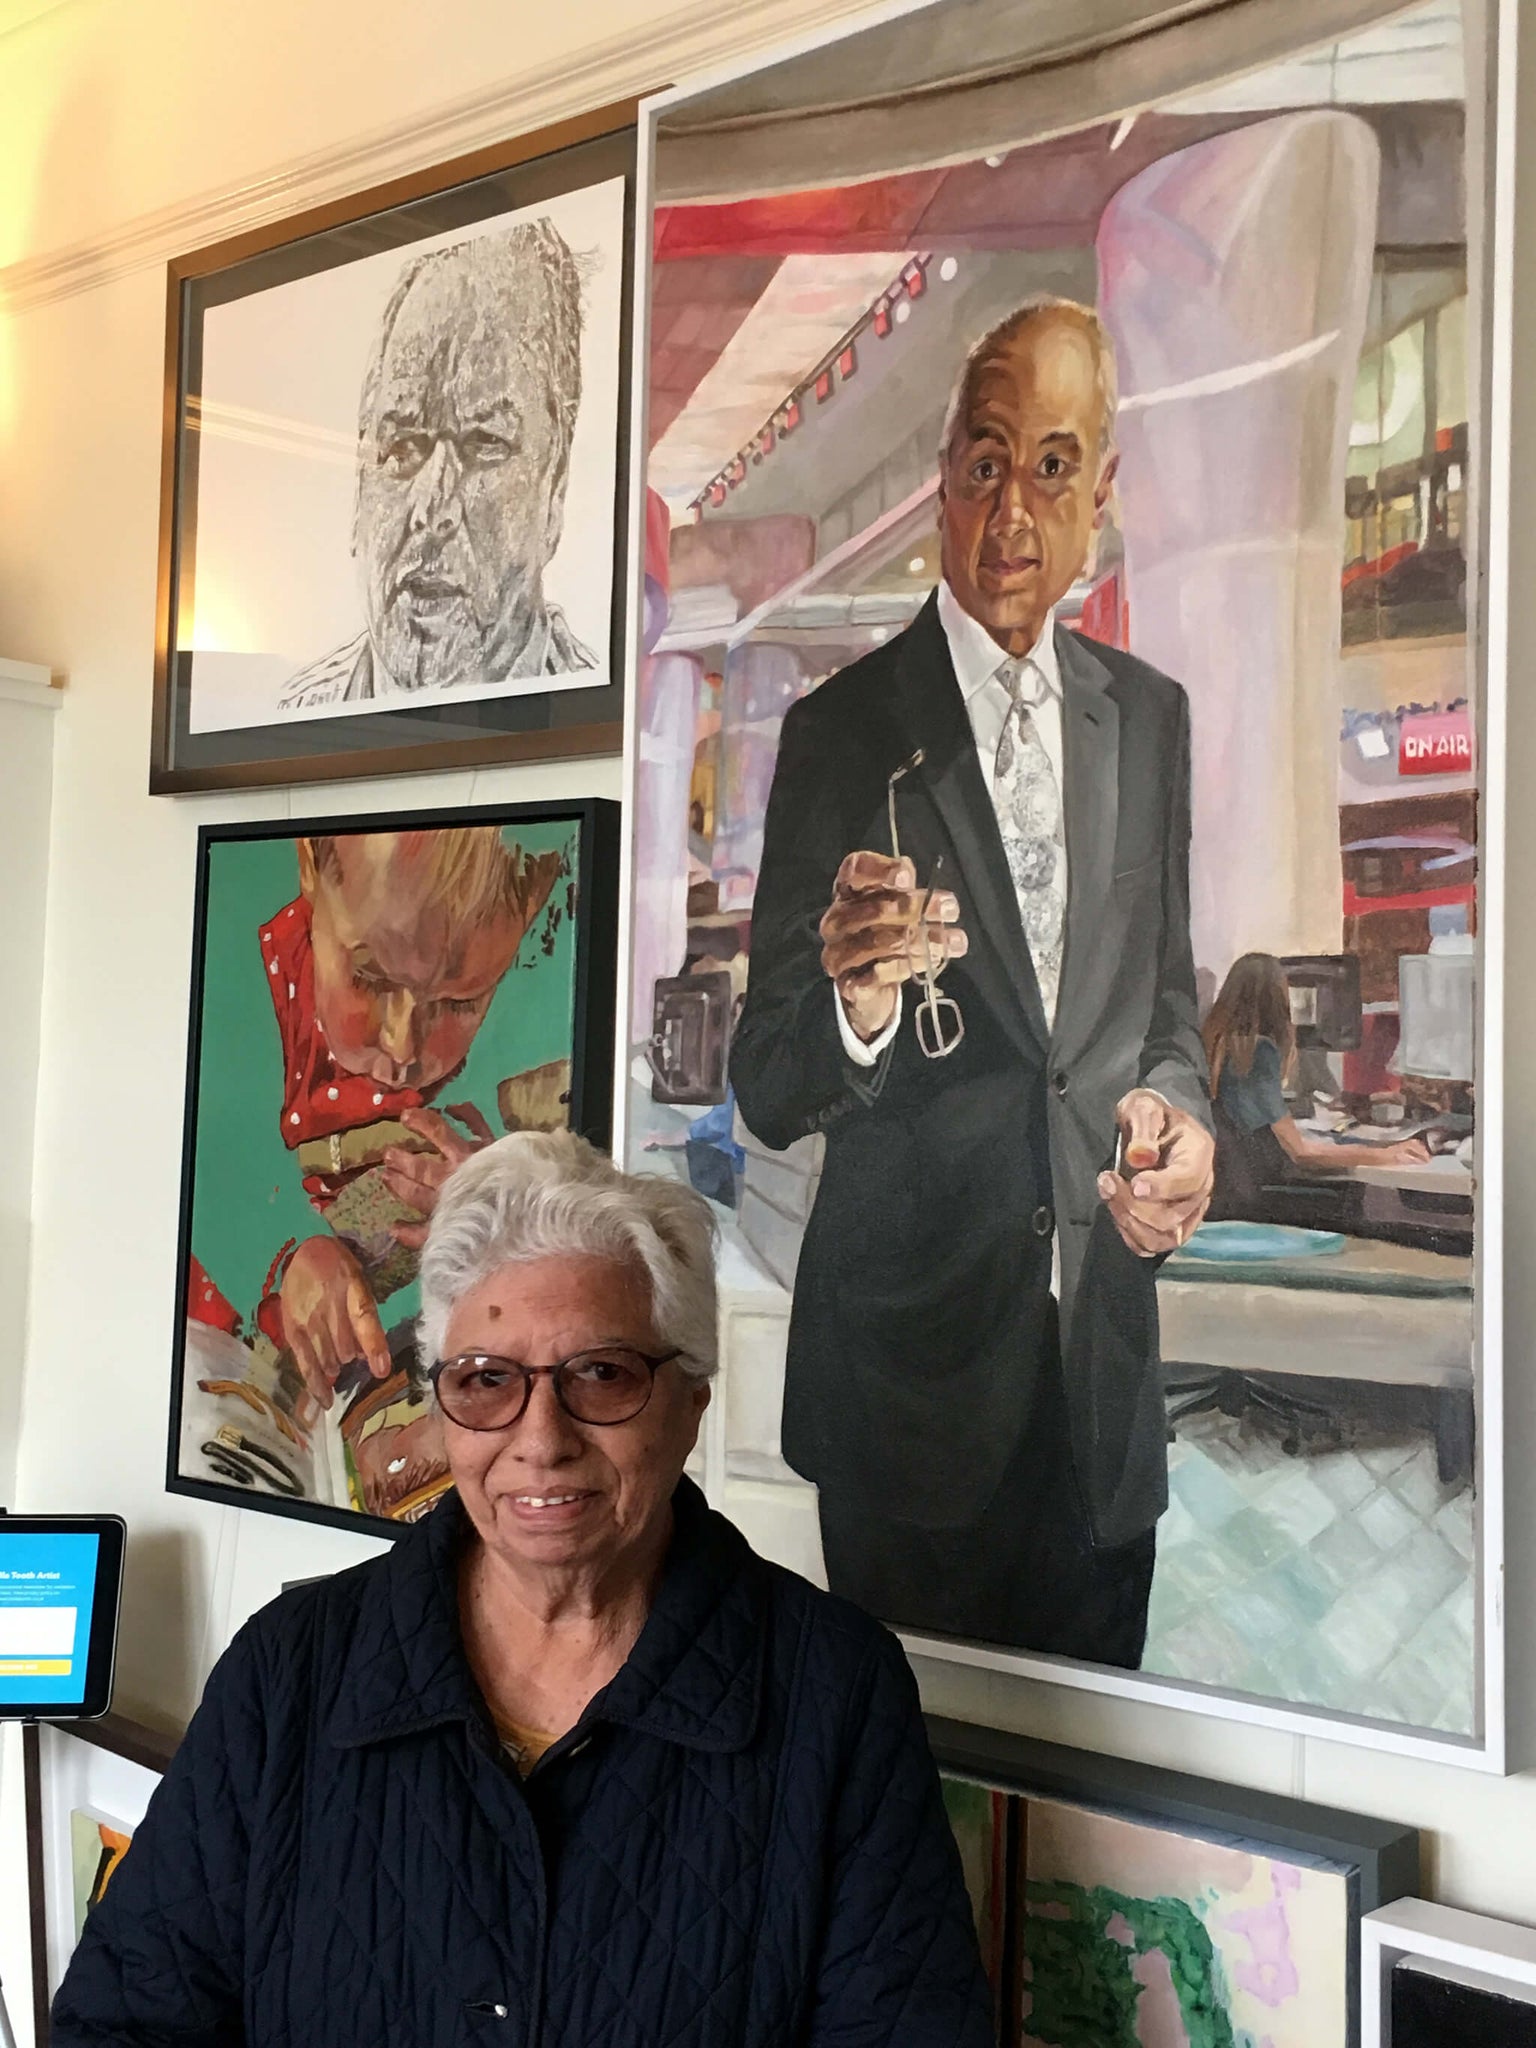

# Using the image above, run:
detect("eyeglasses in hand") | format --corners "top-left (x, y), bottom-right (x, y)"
top-left (888, 753), bottom-right (964, 1061)
top-left (428, 1347), bottom-right (682, 1430)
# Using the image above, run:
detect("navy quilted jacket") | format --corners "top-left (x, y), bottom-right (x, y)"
top-left (53, 1480), bottom-right (991, 2046)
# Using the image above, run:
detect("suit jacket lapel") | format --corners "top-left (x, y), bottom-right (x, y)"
top-left (893, 600), bottom-right (1049, 1061)
top-left (1055, 625), bottom-right (1120, 1060)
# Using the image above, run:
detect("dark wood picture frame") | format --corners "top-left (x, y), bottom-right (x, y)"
top-left (164, 796), bottom-right (620, 1538)
top-left (149, 101), bottom-right (638, 794)
top-left (927, 1716), bottom-right (1420, 2047)
top-left (25, 1714), bottom-right (181, 2045)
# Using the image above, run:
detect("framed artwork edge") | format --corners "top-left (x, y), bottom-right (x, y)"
top-left (1361, 1898), bottom-right (1536, 2046)
top-left (149, 99), bottom-right (639, 796)
top-left (927, 1716), bottom-right (1421, 1901)
top-left (163, 795), bottom-right (620, 1541)
top-left (26, 1714), bottom-right (180, 2047)
top-left (932, 1714), bottom-right (1420, 2048)
top-left (620, 0), bottom-right (1516, 1768)
top-left (145, 718), bottom-right (626, 798)
top-left (164, 99), bottom-right (643, 288)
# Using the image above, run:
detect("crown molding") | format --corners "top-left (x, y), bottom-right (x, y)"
top-left (0, 0), bottom-right (870, 315)
top-left (0, 656), bottom-right (60, 705)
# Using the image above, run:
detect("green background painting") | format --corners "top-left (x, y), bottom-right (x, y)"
top-left (190, 821), bottom-right (579, 1335)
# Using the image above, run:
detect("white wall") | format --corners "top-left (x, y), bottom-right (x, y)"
top-left (1, 0), bottom-right (1535, 2041)
top-left (0, 677), bottom-right (57, 1514)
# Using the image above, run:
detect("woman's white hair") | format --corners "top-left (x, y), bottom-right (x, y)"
top-left (417, 1130), bottom-right (719, 1382)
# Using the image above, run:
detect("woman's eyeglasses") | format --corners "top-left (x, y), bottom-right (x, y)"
top-left (428, 1347), bottom-right (681, 1431)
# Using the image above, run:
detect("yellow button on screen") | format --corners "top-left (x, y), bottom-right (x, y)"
top-left (0, 1659), bottom-right (70, 1676)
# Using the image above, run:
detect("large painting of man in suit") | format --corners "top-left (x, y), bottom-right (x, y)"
top-left (731, 298), bottom-right (1214, 1668)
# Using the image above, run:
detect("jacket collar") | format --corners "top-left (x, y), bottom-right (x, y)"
top-left (1053, 623), bottom-right (1121, 1064)
top-left (326, 1477), bottom-right (765, 1757)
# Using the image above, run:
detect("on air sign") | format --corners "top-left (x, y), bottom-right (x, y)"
top-left (1399, 710), bottom-right (1473, 776)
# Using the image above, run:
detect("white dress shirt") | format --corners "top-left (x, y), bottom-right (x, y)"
top-left (838, 582), bottom-right (1066, 1066)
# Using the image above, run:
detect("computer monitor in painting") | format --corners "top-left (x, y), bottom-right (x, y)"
top-left (1279, 954), bottom-right (1363, 1053)
top-left (1398, 949), bottom-right (1475, 1082)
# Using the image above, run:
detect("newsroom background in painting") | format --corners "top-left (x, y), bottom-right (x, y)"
top-left (172, 814), bottom-right (583, 1532)
top-left (627, 0), bottom-right (1486, 1736)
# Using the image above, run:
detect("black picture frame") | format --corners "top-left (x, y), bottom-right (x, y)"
top-left (165, 797), bottom-right (620, 1539)
top-left (927, 1715), bottom-right (1419, 2048)
top-left (149, 106), bottom-right (637, 794)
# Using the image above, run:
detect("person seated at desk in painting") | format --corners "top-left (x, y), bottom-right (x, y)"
top-left (1203, 952), bottom-right (1429, 1220)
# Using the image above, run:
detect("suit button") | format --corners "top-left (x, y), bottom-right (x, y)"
top-left (1052, 1070), bottom-right (1069, 1096)
top-left (1032, 1204), bottom-right (1054, 1237)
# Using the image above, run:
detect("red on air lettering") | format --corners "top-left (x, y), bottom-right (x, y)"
top-left (1398, 713), bottom-right (1474, 777)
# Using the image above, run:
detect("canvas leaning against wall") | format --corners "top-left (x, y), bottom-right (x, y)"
top-left (167, 800), bottom-right (618, 1536)
top-left (930, 1718), bottom-right (1418, 2048)
top-left (943, 1779), bottom-right (1356, 2047)
top-left (624, 0), bottom-right (1503, 1756)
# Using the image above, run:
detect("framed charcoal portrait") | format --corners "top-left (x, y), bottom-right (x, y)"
top-left (929, 1717), bottom-right (1418, 2048)
top-left (166, 798), bottom-right (619, 1535)
top-left (149, 104), bottom-right (636, 792)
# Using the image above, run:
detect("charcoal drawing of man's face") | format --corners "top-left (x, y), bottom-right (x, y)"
top-left (355, 236), bottom-right (573, 692)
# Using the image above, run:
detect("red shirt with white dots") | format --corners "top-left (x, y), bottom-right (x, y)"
top-left (259, 896), bottom-right (425, 1160)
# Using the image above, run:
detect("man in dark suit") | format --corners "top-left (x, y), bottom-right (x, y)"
top-left (730, 297), bottom-right (1214, 1669)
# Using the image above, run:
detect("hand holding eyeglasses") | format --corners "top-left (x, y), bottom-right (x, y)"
top-left (818, 850), bottom-right (968, 1045)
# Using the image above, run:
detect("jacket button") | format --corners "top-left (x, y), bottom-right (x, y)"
top-left (1052, 1070), bottom-right (1069, 1096)
top-left (1032, 1204), bottom-right (1054, 1237)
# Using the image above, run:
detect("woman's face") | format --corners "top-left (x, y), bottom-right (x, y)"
top-left (439, 1252), bottom-right (709, 1585)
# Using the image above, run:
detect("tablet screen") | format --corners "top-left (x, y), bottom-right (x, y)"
top-left (0, 1531), bottom-right (101, 1707)
top-left (0, 1517), bottom-right (124, 1718)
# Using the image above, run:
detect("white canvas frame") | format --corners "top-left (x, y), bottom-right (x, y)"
top-left (1362, 1899), bottom-right (1536, 2043)
top-left (35, 1723), bottom-right (166, 2002)
top-left (615, 0), bottom-right (1515, 1769)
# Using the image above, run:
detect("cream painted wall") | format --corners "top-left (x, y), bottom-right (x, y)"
top-left (0, 0), bottom-right (1534, 2042)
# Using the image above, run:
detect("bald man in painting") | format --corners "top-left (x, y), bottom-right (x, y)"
top-left (283, 220), bottom-right (594, 712)
top-left (732, 296), bottom-right (1214, 1670)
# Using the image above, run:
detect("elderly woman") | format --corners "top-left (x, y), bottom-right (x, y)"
top-left (55, 1132), bottom-right (990, 2046)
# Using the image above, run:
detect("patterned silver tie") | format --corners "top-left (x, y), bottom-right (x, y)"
top-left (993, 656), bottom-right (1065, 1027)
